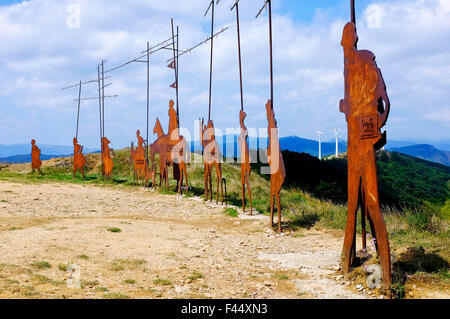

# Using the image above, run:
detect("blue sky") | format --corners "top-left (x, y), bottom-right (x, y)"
top-left (0, 0), bottom-right (449, 149)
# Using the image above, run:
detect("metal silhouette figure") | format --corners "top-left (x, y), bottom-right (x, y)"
top-left (101, 137), bottom-right (114, 179)
top-left (73, 137), bottom-right (86, 178)
top-left (199, 118), bottom-right (226, 205)
top-left (339, 20), bottom-right (391, 287)
top-left (31, 139), bottom-right (42, 174)
top-left (256, 0), bottom-right (285, 231)
top-left (232, 0), bottom-right (252, 214)
top-left (239, 111), bottom-right (252, 214)
top-left (131, 129), bottom-right (147, 185)
top-left (150, 100), bottom-right (189, 193)
top-left (266, 100), bottom-right (285, 233)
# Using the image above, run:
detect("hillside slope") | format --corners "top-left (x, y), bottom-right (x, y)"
top-left (392, 144), bottom-right (450, 166)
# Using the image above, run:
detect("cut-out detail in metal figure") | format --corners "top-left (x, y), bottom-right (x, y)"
top-left (101, 137), bottom-right (114, 179)
top-left (73, 137), bottom-right (86, 178)
top-left (339, 20), bottom-right (391, 288)
top-left (266, 100), bottom-right (285, 233)
top-left (31, 139), bottom-right (42, 174)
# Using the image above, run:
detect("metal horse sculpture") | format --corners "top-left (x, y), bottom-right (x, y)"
top-left (73, 137), bottom-right (86, 178)
top-left (199, 118), bottom-right (226, 205)
top-left (266, 100), bottom-right (285, 233)
top-left (151, 101), bottom-right (189, 193)
top-left (101, 136), bottom-right (114, 179)
top-left (339, 21), bottom-right (391, 288)
top-left (31, 139), bottom-right (42, 174)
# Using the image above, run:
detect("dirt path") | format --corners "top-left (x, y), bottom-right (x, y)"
top-left (0, 181), bottom-right (372, 299)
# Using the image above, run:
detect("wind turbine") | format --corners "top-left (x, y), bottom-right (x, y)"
top-left (317, 131), bottom-right (323, 160)
top-left (334, 129), bottom-right (340, 157)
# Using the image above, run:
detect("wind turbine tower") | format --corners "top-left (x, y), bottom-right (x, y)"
top-left (317, 131), bottom-right (323, 160)
top-left (334, 129), bottom-right (339, 157)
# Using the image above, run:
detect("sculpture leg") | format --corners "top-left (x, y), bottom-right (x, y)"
top-left (364, 160), bottom-right (391, 288)
top-left (246, 175), bottom-right (252, 215)
top-left (361, 190), bottom-right (367, 250)
top-left (242, 183), bottom-right (245, 213)
top-left (270, 194), bottom-right (274, 228)
top-left (342, 174), bottom-right (360, 279)
top-left (209, 172), bottom-right (213, 202)
top-left (204, 168), bottom-right (208, 200)
top-left (73, 166), bottom-right (77, 178)
top-left (277, 193), bottom-right (282, 233)
top-left (216, 170), bottom-right (219, 204)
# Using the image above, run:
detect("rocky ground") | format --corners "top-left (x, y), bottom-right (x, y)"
top-left (0, 181), bottom-right (445, 299)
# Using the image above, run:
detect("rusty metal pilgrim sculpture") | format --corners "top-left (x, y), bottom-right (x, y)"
top-left (73, 137), bottom-right (86, 178)
top-left (257, 0), bottom-right (285, 232)
top-left (101, 136), bottom-right (114, 179)
top-left (199, 0), bottom-right (226, 205)
top-left (130, 129), bottom-right (147, 185)
top-left (232, 0), bottom-right (252, 214)
top-left (340, 0), bottom-right (391, 287)
top-left (31, 139), bottom-right (42, 174)
top-left (151, 100), bottom-right (189, 193)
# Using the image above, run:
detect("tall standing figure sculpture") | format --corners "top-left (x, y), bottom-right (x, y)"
top-left (199, 118), bottom-right (225, 205)
top-left (101, 137), bottom-right (114, 179)
top-left (266, 101), bottom-right (285, 233)
top-left (232, 0), bottom-right (252, 214)
top-left (73, 137), bottom-right (86, 178)
top-left (339, 1), bottom-right (391, 288)
top-left (256, 0), bottom-right (285, 232)
top-left (200, 0), bottom-right (226, 204)
top-left (131, 129), bottom-right (147, 185)
top-left (31, 139), bottom-right (42, 174)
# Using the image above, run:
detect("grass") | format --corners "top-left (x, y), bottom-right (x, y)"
top-left (224, 208), bottom-right (238, 217)
top-left (153, 278), bottom-right (173, 286)
top-left (30, 261), bottom-right (51, 269)
top-left (109, 258), bottom-right (146, 271)
top-left (124, 279), bottom-right (136, 285)
top-left (58, 263), bottom-right (69, 272)
top-left (107, 227), bottom-right (122, 233)
top-left (188, 271), bottom-right (204, 281)
top-left (103, 292), bottom-right (130, 299)
top-left (77, 254), bottom-right (89, 260)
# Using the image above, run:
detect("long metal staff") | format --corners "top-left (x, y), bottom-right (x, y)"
top-left (231, 0), bottom-right (244, 111)
top-left (256, 0), bottom-right (273, 109)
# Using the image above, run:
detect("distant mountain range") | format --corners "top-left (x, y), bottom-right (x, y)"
top-left (0, 143), bottom-right (99, 164)
top-left (1, 137), bottom-right (449, 166)
top-left (391, 144), bottom-right (450, 166)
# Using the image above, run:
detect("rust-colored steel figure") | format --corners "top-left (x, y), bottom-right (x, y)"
top-left (266, 100), bottom-right (285, 233)
top-left (232, 0), bottom-right (252, 214)
top-left (73, 137), bottom-right (86, 178)
top-left (131, 129), bottom-right (147, 185)
top-left (239, 111), bottom-right (252, 214)
top-left (339, 21), bottom-right (391, 287)
top-left (101, 136), bottom-right (114, 179)
top-left (199, 118), bottom-right (226, 205)
top-left (151, 100), bottom-right (189, 193)
top-left (31, 139), bottom-right (42, 174)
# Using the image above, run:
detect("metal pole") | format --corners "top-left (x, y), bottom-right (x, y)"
top-left (101, 60), bottom-right (105, 138)
top-left (351, 0), bottom-right (356, 24)
top-left (234, 2), bottom-right (244, 111)
top-left (76, 80), bottom-right (82, 139)
top-left (268, 0), bottom-right (273, 110)
top-left (171, 19), bottom-right (179, 125)
top-left (97, 64), bottom-right (104, 176)
top-left (176, 25), bottom-right (180, 126)
top-left (146, 41), bottom-right (150, 160)
top-left (208, 1), bottom-right (215, 121)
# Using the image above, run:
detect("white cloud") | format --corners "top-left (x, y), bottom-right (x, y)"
top-left (0, 0), bottom-right (449, 147)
